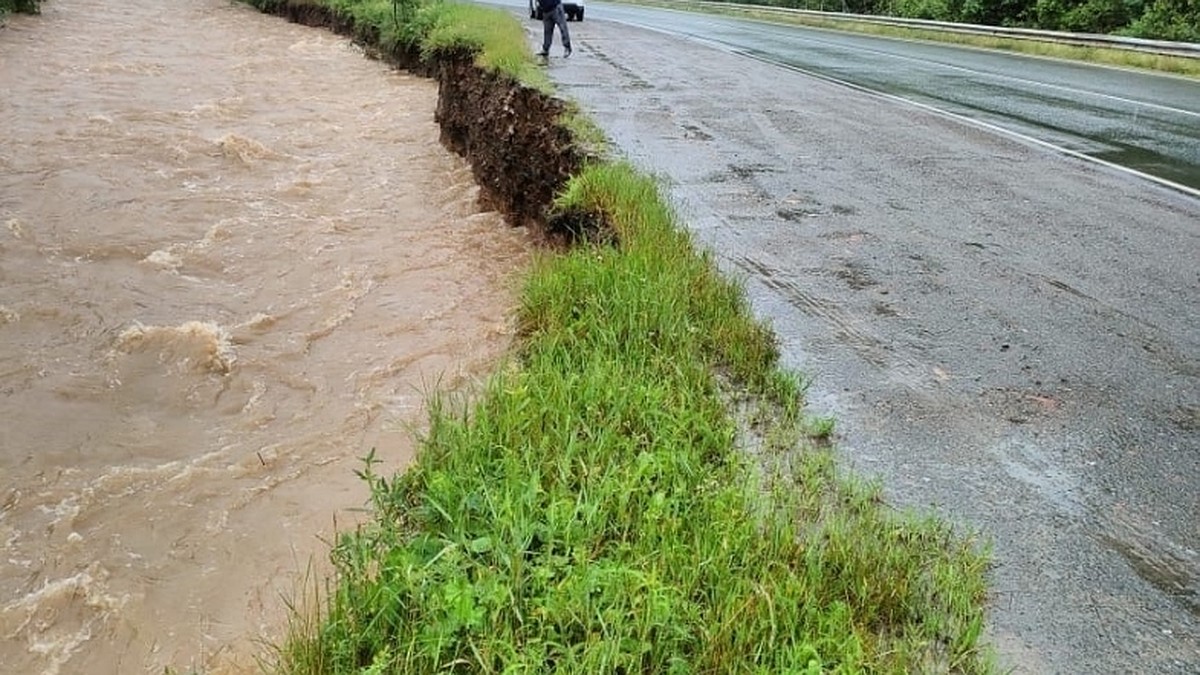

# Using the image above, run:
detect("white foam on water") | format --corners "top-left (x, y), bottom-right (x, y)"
top-left (90, 447), bottom-right (229, 494)
top-left (216, 134), bottom-right (275, 164)
top-left (113, 321), bottom-right (237, 375)
top-left (6, 217), bottom-right (26, 239)
top-left (142, 249), bottom-right (183, 271)
top-left (1, 565), bottom-right (131, 675)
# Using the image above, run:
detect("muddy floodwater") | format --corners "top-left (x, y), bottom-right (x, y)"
top-left (0, 1), bottom-right (532, 672)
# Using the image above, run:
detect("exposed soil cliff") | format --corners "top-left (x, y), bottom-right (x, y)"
top-left (252, 0), bottom-right (584, 231)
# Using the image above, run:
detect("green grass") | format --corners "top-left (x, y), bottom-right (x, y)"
top-left (245, 0), bottom-right (554, 89)
top-left (417, 3), bottom-right (540, 80)
top-left (616, 0), bottom-right (1200, 78)
top-left (558, 102), bottom-right (612, 161)
top-left (240, 1), bottom-right (995, 673)
top-left (268, 165), bottom-right (992, 673)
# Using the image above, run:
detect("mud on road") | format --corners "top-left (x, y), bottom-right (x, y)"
top-left (530, 11), bottom-right (1200, 673)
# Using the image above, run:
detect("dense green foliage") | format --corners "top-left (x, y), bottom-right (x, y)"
top-left (0, 0), bottom-right (40, 16)
top-left (730, 0), bottom-right (1200, 41)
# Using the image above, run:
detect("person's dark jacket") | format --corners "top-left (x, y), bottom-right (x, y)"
top-left (537, 0), bottom-right (561, 13)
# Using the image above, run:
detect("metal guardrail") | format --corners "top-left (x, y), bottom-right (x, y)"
top-left (653, 0), bottom-right (1200, 58)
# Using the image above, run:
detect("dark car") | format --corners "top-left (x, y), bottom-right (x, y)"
top-left (530, 0), bottom-right (585, 21)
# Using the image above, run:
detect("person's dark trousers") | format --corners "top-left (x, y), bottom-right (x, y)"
top-left (542, 5), bottom-right (571, 56)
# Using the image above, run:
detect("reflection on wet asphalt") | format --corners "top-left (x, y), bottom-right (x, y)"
top-left (597, 2), bottom-right (1200, 192)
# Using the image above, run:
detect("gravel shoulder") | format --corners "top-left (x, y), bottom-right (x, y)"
top-left (531, 13), bottom-right (1200, 673)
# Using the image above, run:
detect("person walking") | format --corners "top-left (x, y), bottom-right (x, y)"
top-left (537, 0), bottom-right (572, 58)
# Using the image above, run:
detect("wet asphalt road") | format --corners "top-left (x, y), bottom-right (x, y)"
top-left (507, 3), bottom-right (1200, 672)
top-left (588, 2), bottom-right (1200, 193)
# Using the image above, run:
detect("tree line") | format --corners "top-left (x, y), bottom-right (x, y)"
top-left (726, 0), bottom-right (1199, 41)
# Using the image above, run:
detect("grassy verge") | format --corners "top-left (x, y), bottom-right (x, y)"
top-left (245, 0), bottom-right (554, 88)
top-left (248, 1), bottom-right (994, 672)
top-left (616, 0), bottom-right (1200, 78)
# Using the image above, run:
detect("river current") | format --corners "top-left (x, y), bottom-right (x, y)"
top-left (0, 1), bottom-right (531, 672)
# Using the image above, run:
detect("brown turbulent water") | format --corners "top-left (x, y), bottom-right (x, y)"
top-left (0, 1), bottom-right (532, 672)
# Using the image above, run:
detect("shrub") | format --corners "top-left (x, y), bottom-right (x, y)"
top-left (0, 0), bottom-right (40, 15)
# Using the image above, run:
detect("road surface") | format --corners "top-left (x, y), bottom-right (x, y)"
top-left (513, 3), bottom-right (1200, 672)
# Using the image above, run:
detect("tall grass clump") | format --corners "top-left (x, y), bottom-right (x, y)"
top-left (322, 0), bottom-right (533, 72)
top-left (272, 162), bottom-right (992, 672)
top-left (244, 0), bottom-right (550, 85)
top-left (416, 2), bottom-right (540, 77)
